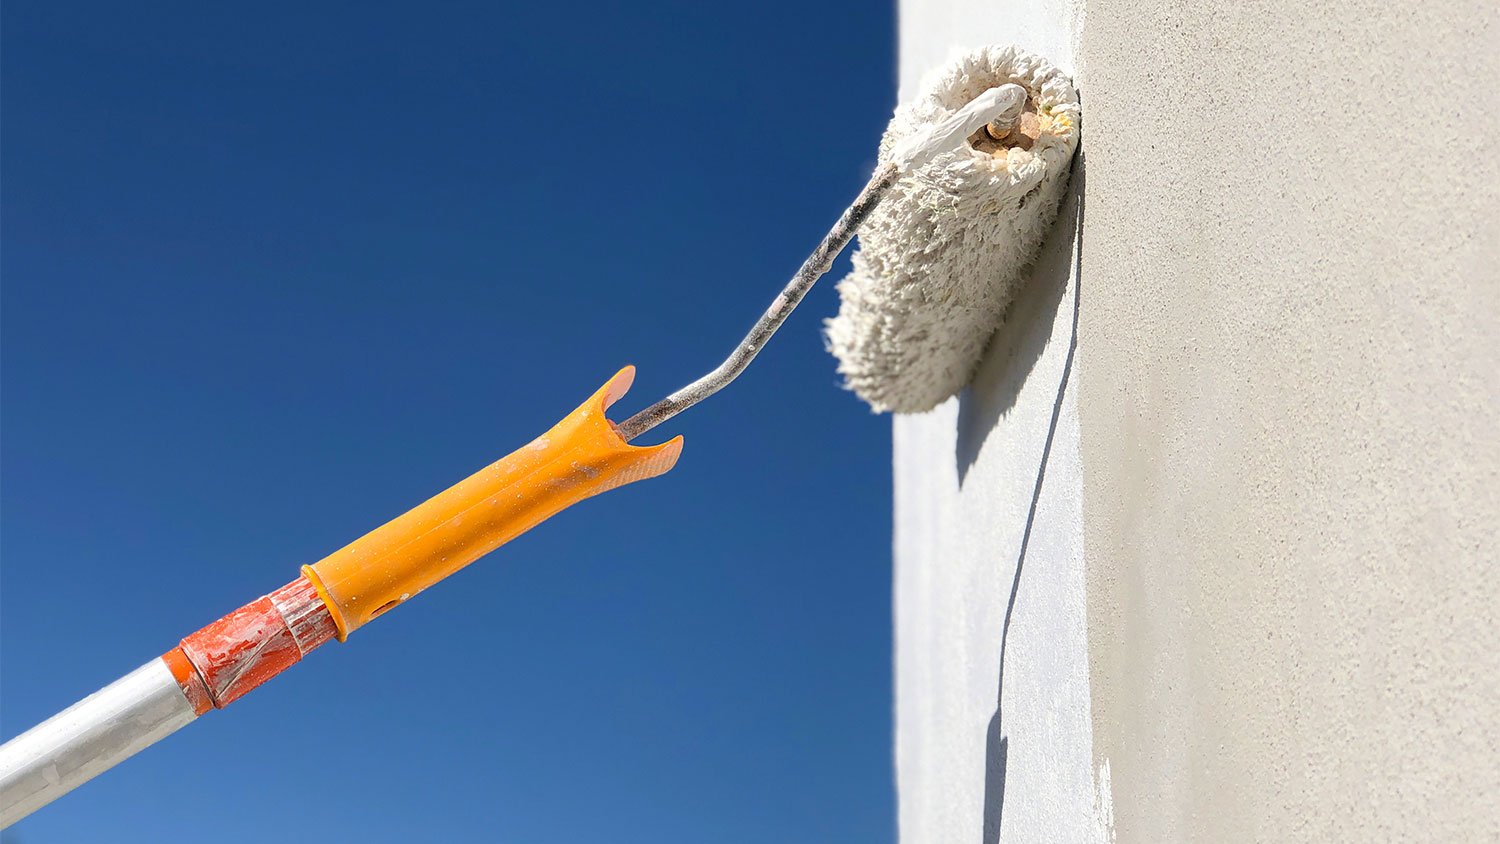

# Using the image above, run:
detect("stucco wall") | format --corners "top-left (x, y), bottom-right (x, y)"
top-left (1077, 0), bottom-right (1499, 839)
top-left (894, 0), bottom-right (1499, 840)
top-left (892, 2), bottom-right (1109, 842)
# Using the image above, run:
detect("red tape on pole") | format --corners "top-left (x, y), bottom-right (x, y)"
top-left (164, 577), bottom-right (336, 710)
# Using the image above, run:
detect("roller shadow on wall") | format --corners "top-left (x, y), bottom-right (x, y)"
top-left (956, 154), bottom-right (1085, 484)
top-left (974, 154), bottom-right (1085, 843)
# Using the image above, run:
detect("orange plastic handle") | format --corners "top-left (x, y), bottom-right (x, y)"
top-left (303, 366), bottom-right (682, 640)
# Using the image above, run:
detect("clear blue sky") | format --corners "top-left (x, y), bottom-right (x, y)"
top-left (1, 3), bottom-right (897, 841)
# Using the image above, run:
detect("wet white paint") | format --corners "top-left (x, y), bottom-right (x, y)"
top-left (892, 1), bottom-right (1110, 841)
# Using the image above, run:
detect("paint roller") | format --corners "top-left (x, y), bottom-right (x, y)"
top-left (826, 45), bottom-right (1081, 412)
top-left (0, 45), bottom-right (1080, 825)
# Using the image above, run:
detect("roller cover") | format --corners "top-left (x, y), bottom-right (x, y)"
top-left (825, 45), bottom-right (1080, 412)
top-left (304, 367), bottom-right (682, 638)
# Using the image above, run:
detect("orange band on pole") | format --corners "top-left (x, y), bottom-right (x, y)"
top-left (302, 366), bottom-right (682, 640)
top-left (160, 649), bottom-right (213, 716)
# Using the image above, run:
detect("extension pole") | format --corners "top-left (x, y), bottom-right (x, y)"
top-left (0, 578), bottom-right (335, 822)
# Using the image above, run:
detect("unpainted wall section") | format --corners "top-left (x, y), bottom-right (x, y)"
top-left (1078, 0), bottom-right (1499, 838)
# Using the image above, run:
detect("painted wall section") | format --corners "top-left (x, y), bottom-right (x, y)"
top-left (1077, 0), bottom-right (1500, 839)
top-left (892, 2), bottom-right (1108, 842)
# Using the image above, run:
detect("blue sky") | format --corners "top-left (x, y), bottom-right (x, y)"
top-left (1, 2), bottom-right (898, 841)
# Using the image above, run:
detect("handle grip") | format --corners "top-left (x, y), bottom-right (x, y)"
top-left (303, 366), bottom-right (682, 639)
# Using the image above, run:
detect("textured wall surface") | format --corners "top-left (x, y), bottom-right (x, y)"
top-left (1077, 0), bottom-right (1500, 839)
top-left (895, 0), bottom-right (1498, 840)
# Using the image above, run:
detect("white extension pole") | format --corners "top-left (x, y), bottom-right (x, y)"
top-left (0, 574), bottom-right (335, 828)
top-left (0, 659), bottom-right (198, 824)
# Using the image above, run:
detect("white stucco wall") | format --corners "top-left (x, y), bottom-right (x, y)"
top-left (894, 0), bottom-right (1498, 840)
top-left (892, 2), bottom-right (1110, 842)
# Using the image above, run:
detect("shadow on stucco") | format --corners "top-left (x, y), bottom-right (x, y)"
top-left (956, 155), bottom-right (1085, 485)
top-left (976, 156), bottom-right (1084, 843)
